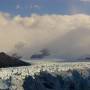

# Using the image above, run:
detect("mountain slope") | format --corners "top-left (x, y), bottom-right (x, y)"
top-left (0, 52), bottom-right (30, 68)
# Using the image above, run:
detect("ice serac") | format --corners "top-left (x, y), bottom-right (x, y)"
top-left (0, 62), bottom-right (89, 90)
top-left (0, 52), bottom-right (30, 68)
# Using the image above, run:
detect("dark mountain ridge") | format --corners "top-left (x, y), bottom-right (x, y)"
top-left (0, 52), bottom-right (30, 68)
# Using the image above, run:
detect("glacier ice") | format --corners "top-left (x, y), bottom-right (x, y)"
top-left (0, 62), bottom-right (89, 90)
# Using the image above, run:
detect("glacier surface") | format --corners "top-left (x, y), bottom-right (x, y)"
top-left (0, 61), bottom-right (90, 90)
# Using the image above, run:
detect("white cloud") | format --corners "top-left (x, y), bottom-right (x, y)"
top-left (30, 4), bottom-right (40, 9)
top-left (80, 0), bottom-right (90, 2)
top-left (33, 5), bottom-right (40, 8)
top-left (16, 5), bottom-right (20, 9)
top-left (0, 13), bottom-right (90, 59)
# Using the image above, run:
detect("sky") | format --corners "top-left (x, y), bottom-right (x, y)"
top-left (0, 0), bottom-right (90, 59)
top-left (0, 0), bottom-right (90, 16)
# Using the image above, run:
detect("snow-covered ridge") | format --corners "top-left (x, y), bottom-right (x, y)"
top-left (0, 61), bottom-right (90, 90)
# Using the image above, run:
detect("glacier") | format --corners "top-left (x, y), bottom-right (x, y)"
top-left (0, 61), bottom-right (90, 90)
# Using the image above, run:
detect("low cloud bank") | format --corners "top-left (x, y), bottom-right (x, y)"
top-left (0, 13), bottom-right (90, 59)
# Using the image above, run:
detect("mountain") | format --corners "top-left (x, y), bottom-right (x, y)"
top-left (0, 52), bottom-right (30, 68)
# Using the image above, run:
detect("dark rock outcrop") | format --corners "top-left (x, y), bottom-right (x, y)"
top-left (0, 52), bottom-right (30, 68)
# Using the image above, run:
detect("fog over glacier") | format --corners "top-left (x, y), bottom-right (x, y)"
top-left (0, 13), bottom-right (90, 59)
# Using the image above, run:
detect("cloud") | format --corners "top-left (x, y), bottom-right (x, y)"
top-left (0, 13), bottom-right (90, 59)
top-left (16, 5), bottom-right (20, 9)
top-left (30, 4), bottom-right (40, 9)
top-left (33, 5), bottom-right (40, 8)
top-left (80, 0), bottom-right (90, 2)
